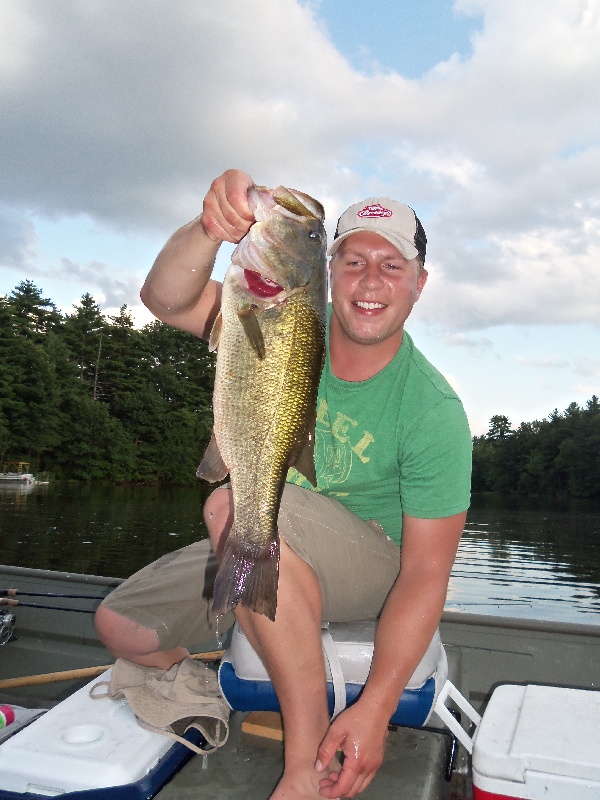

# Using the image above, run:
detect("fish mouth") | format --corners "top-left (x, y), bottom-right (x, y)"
top-left (231, 184), bottom-right (324, 299)
top-left (243, 269), bottom-right (285, 299)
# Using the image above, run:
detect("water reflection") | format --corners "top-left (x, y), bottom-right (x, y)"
top-left (1, 485), bottom-right (599, 624)
top-left (0, 482), bottom-right (214, 578)
top-left (445, 495), bottom-right (600, 623)
top-left (0, 481), bottom-right (38, 504)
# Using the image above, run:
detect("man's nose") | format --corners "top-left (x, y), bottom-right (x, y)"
top-left (359, 263), bottom-right (383, 289)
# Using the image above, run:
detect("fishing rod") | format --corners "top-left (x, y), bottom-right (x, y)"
top-left (0, 588), bottom-right (110, 640)
top-left (1, 598), bottom-right (97, 614)
top-left (0, 650), bottom-right (226, 690)
top-left (0, 588), bottom-right (106, 600)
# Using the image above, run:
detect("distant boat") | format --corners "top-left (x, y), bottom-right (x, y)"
top-left (0, 473), bottom-right (36, 484)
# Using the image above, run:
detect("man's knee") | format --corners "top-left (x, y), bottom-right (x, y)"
top-left (95, 604), bottom-right (160, 659)
top-left (203, 486), bottom-right (233, 555)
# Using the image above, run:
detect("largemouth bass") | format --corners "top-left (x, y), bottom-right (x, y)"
top-left (197, 185), bottom-right (327, 621)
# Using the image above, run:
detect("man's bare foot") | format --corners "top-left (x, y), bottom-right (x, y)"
top-left (269, 757), bottom-right (343, 800)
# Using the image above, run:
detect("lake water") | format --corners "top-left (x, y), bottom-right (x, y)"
top-left (2, 482), bottom-right (600, 625)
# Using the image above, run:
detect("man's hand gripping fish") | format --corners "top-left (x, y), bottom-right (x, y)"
top-left (197, 185), bottom-right (327, 621)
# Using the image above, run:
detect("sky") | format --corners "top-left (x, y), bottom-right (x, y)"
top-left (1, 0), bottom-right (599, 436)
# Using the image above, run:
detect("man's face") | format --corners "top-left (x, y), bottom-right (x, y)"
top-left (330, 231), bottom-right (427, 348)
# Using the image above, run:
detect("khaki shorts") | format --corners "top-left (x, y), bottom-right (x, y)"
top-left (101, 483), bottom-right (401, 651)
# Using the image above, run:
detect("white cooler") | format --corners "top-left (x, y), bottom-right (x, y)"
top-left (472, 684), bottom-right (600, 800)
top-left (0, 669), bottom-right (196, 798)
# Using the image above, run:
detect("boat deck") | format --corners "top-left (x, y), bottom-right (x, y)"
top-left (0, 566), bottom-right (468, 799)
top-left (3, 564), bottom-right (600, 800)
top-left (1, 681), bottom-right (461, 800)
top-left (156, 713), bottom-right (459, 800)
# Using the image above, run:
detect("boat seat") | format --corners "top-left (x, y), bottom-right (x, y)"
top-left (218, 620), bottom-right (481, 751)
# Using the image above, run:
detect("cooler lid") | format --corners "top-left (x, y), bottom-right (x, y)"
top-left (473, 684), bottom-right (600, 784)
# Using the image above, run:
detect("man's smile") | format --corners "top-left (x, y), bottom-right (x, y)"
top-left (354, 300), bottom-right (386, 310)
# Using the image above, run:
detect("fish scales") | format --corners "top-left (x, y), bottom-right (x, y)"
top-left (197, 185), bottom-right (327, 621)
top-left (215, 291), bottom-right (324, 550)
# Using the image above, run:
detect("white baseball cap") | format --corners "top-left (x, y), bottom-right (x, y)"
top-left (328, 197), bottom-right (427, 263)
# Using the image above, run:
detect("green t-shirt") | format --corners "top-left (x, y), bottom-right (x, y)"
top-left (287, 330), bottom-right (472, 545)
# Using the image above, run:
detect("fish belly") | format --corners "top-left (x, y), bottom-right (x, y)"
top-left (211, 291), bottom-right (323, 620)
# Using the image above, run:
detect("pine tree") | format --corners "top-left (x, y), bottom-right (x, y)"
top-left (62, 293), bottom-right (107, 388)
top-left (7, 281), bottom-right (61, 340)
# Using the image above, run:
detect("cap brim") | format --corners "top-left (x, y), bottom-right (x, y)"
top-left (327, 227), bottom-right (420, 260)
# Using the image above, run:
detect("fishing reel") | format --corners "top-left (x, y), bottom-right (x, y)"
top-left (0, 609), bottom-right (16, 645)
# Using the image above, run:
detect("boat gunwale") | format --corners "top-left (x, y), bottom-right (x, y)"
top-left (2, 563), bottom-right (598, 637)
top-left (0, 564), bottom-right (122, 589)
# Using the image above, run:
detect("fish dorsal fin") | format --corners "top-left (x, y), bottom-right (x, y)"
top-left (292, 417), bottom-right (318, 488)
top-left (208, 311), bottom-right (222, 353)
top-left (196, 432), bottom-right (229, 482)
top-left (237, 306), bottom-right (265, 359)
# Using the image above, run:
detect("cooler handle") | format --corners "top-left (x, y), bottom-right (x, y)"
top-left (433, 680), bottom-right (481, 754)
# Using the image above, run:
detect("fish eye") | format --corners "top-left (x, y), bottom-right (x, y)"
top-left (308, 231), bottom-right (321, 241)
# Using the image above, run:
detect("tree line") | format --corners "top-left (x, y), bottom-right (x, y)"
top-left (0, 281), bottom-right (215, 483)
top-left (2, 280), bottom-right (599, 497)
top-left (473, 400), bottom-right (600, 499)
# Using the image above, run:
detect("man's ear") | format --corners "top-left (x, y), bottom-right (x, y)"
top-left (416, 269), bottom-right (428, 300)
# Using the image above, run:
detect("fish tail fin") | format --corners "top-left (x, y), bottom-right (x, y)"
top-left (212, 533), bottom-right (280, 621)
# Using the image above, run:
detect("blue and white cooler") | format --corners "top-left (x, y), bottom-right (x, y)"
top-left (218, 619), bottom-right (480, 750)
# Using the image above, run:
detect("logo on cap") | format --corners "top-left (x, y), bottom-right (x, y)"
top-left (357, 203), bottom-right (392, 219)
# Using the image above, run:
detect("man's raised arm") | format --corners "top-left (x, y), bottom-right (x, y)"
top-left (140, 169), bottom-right (255, 341)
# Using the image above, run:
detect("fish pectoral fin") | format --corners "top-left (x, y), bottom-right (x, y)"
top-left (196, 432), bottom-right (229, 482)
top-left (292, 427), bottom-right (318, 488)
top-left (208, 311), bottom-right (222, 353)
top-left (237, 306), bottom-right (266, 359)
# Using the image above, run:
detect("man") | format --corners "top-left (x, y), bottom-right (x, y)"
top-left (95, 170), bottom-right (472, 799)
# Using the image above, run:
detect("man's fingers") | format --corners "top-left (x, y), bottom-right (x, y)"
top-left (201, 196), bottom-right (250, 243)
top-left (320, 766), bottom-right (373, 799)
top-left (201, 170), bottom-right (255, 243)
top-left (315, 737), bottom-right (343, 774)
top-left (327, 761), bottom-right (362, 798)
top-left (319, 747), bottom-right (381, 798)
top-left (200, 213), bottom-right (236, 243)
top-left (223, 172), bottom-right (255, 222)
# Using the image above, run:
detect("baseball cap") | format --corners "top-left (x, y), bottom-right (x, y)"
top-left (328, 197), bottom-right (427, 263)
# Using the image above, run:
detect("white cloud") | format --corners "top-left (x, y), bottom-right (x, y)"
top-left (0, 206), bottom-right (37, 267)
top-left (440, 371), bottom-right (463, 395)
top-left (573, 384), bottom-right (600, 397)
top-left (441, 332), bottom-right (495, 352)
top-left (0, 0), bottom-right (599, 337)
top-left (572, 357), bottom-right (600, 378)
top-left (56, 257), bottom-right (145, 311)
top-left (0, 0), bottom-right (356, 229)
top-left (420, 210), bottom-right (600, 329)
top-left (516, 356), bottom-right (570, 369)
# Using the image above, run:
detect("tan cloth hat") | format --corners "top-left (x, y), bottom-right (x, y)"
top-left (328, 197), bottom-right (427, 263)
top-left (91, 658), bottom-right (229, 754)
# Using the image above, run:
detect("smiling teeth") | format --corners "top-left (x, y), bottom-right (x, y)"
top-left (356, 301), bottom-right (385, 309)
